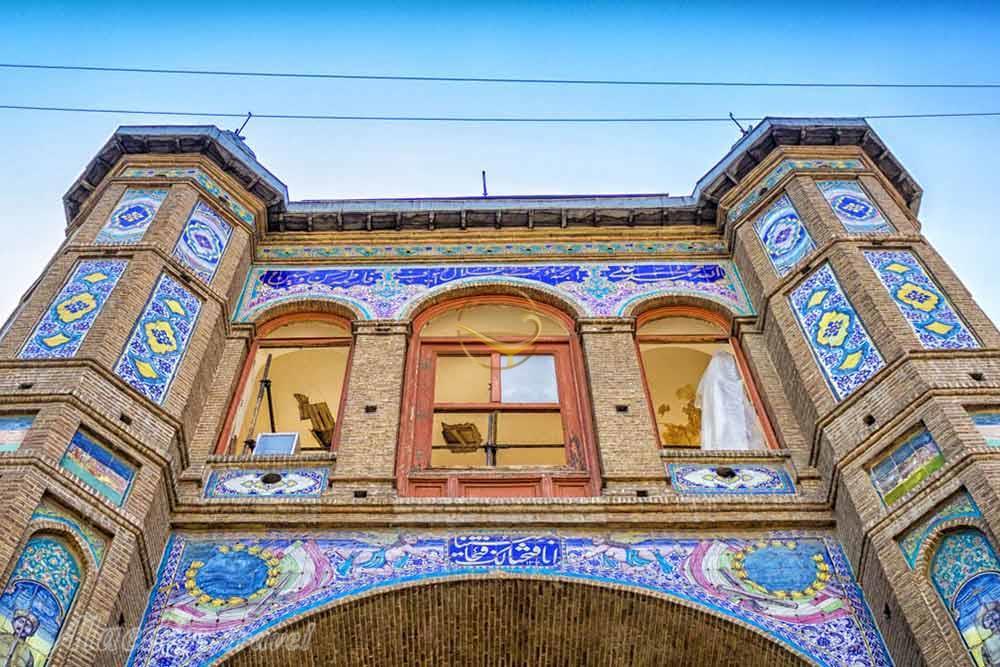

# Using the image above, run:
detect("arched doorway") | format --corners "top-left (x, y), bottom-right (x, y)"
top-left (219, 578), bottom-right (810, 666)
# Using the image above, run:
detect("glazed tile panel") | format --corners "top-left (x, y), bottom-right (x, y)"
top-left (172, 201), bottom-right (232, 283)
top-left (19, 259), bottom-right (128, 359)
top-left (869, 427), bottom-right (944, 506)
top-left (668, 463), bottom-right (795, 495)
top-left (236, 261), bottom-right (754, 322)
top-left (31, 497), bottom-right (108, 563)
top-left (204, 468), bottom-right (328, 498)
top-left (60, 430), bottom-right (135, 506)
top-left (752, 194), bottom-right (816, 277)
top-left (128, 531), bottom-right (891, 667)
top-left (114, 273), bottom-right (202, 405)
top-left (120, 166), bottom-right (255, 226)
top-left (789, 263), bottom-right (886, 401)
top-left (95, 188), bottom-right (169, 244)
top-left (726, 158), bottom-right (864, 223)
top-left (817, 180), bottom-right (893, 234)
top-left (0, 536), bottom-right (81, 666)
top-left (898, 489), bottom-right (979, 568)
top-left (970, 409), bottom-right (1000, 446)
top-left (865, 249), bottom-right (979, 349)
top-left (0, 415), bottom-right (33, 453)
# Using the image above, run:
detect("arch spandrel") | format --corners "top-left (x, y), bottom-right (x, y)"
top-left (127, 532), bottom-right (890, 667)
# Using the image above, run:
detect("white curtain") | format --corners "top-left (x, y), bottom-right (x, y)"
top-left (695, 350), bottom-right (765, 450)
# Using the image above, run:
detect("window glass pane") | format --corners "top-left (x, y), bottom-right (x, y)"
top-left (434, 355), bottom-right (491, 403)
top-left (500, 355), bottom-right (558, 403)
top-left (638, 316), bottom-right (726, 336)
top-left (430, 412), bottom-right (489, 467)
top-left (640, 342), bottom-right (725, 447)
top-left (496, 447), bottom-right (566, 466)
top-left (421, 303), bottom-right (567, 338)
top-left (264, 320), bottom-right (350, 339)
top-left (237, 345), bottom-right (349, 452)
top-left (496, 411), bottom-right (564, 445)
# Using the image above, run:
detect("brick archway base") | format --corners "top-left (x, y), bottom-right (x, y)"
top-left (220, 578), bottom-right (810, 666)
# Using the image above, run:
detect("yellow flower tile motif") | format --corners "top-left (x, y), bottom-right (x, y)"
top-left (895, 283), bottom-right (939, 313)
top-left (144, 321), bottom-right (178, 354)
top-left (56, 293), bottom-right (97, 323)
top-left (816, 311), bottom-right (851, 348)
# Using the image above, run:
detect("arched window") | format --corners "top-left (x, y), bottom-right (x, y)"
top-left (221, 314), bottom-right (352, 455)
top-left (636, 308), bottom-right (773, 450)
top-left (399, 296), bottom-right (597, 498)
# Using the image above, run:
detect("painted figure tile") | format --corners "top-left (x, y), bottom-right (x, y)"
top-left (970, 409), bottom-right (1000, 446)
top-left (128, 531), bottom-right (890, 667)
top-left (114, 273), bottom-right (202, 405)
top-left (0, 415), bottom-right (33, 454)
top-left (258, 239), bottom-right (728, 261)
top-left (60, 430), bottom-right (135, 506)
top-left (204, 468), bottom-right (327, 498)
top-left (95, 188), bottom-right (168, 245)
top-left (869, 427), bottom-right (944, 506)
top-left (898, 490), bottom-right (979, 568)
top-left (172, 201), bottom-right (233, 284)
top-left (31, 498), bottom-right (107, 563)
top-left (752, 194), bottom-right (816, 277)
top-left (865, 249), bottom-right (979, 350)
top-left (668, 463), bottom-right (795, 495)
top-left (727, 158), bottom-right (864, 223)
top-left (816, 180), bottom-right (893, 234)
top-left (236, 261), bottom-right (754, 322)
top-left (931, 529), bottom-right (1000, 666)
top-left (120, 167), bottom-right (255, 226)
top-left (789, 263), bottom-right (886, 401)
top-left (19, 259), bottom-right (128, 360)
top-left (0, 536), bottom-right (81, 667)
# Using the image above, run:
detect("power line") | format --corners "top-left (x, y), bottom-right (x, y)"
top-left (1, 62), bottom-right (1000, 89)
top-left (1, 104), bottom-right (1000, 123)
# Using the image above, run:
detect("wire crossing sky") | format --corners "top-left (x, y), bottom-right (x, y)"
top-left (0, 1), bottom-right (999, 328)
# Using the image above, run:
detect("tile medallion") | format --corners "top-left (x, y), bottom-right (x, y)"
top-left (95, 188), bottom-right (169, 245)
top-left (0, 415), bottom-right (33, 453)
top-left (120, 166), bottom-right (255, 226)
top-left (204, 468), bottom-right (327, 498)
top-left (752, 193), bottom-right (816, 277)
top-left (898, 489), bottom-right (979, 568)
top-left (930, 528), bottom-right (1000, 666)
top-left (668, 463), bottom-right (795, 495)
top-left (970, 408), bottom-right (1000, 446)
top-left (865, 249), bottom-right (979, 350)
top-left (19, 259), bottom-right (128, 360)
top-left (817, 180), bottom-right (893, 234)
top-left (727, 158), bottom-right (865, 223)
top-left (172, 201), bottom-right (233, 283)
top-left (0, 536), bottom-right (81, 666)
top-left (60, 430), bottom-right (136, 506)
top-left (114, 273), bottom-right (202, 405)
top-left (789, 263), bottom-right (886, 401)
top-left (869, 427), bottom-right (944, 506)
top-left (31, 498), bottom-right (107, 563)
top-left (236, 261), bottom-right (754, 322)
top-left (128, 530), bottom-right (890, 667)
top-left (257, 239), bottom-right (728, 261)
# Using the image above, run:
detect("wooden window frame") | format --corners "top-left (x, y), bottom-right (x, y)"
top-left (634, 306), bottom-right (779, 450)
top-left (397, 295), bottom-right (599, 498)
top-left (214, 312), bottom-right (354, 455)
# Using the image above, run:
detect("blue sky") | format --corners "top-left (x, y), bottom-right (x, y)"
top-left (1, 2), bottom-right (999, 322)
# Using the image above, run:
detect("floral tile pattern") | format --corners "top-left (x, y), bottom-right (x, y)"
top-left (60, 430), bottom-right (135, 506)
top-left (898, 489), bottom-right (979, 568)
top-left (869, 427), bottom-right (944, 506)
top-left (817, 180), bottom-right (893, 234)
top-left (236, 261), bottom-right (754, 322)
top-left (204, 468), bottom-right (327, 498)
top-left (19, 259), bottom-right (128, 360)
top-left (0, 536), bottom-right (81, 666)
top-left (789, 263), bottom-right (886, 401)
top-left (752, 194), bottom-right (816, 277)
top-left (172, 201), bottom-right (232, 283)
top-left (31, 497), bottom-right (107, 563)
top-left (128, 530), bottom-right (890, 667)
top-left (95, 188), bottom-right (169, 245)
top-left (120, 167), bottom-right (255, 226)
top-left (668, 463), bottom-right (795, 495)
top-left (865, 249), bottom-right (979, 349)
top-left (114, 273), bottom-right (202, 405)
top-left (727, 158), bottom-right (864, 223)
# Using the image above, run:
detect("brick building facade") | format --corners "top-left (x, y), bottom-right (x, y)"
top-left (0, 118), bottom-right (995, 665)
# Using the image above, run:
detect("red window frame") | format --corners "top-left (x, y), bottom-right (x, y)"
top-left (397, 296), bottom-right (599, 498)
top-left (215, 312), bottom-right (354, 455)
top-left (634, 306), bottom-right (779, 450)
